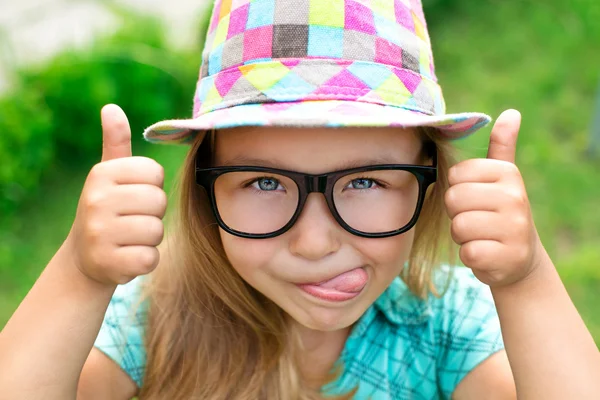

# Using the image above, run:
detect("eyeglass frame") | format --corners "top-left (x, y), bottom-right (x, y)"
top-left (194, 135), bottom-right (438, 240)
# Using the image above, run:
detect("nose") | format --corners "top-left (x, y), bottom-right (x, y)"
top-left (288, 193), bottom-right (342, 261)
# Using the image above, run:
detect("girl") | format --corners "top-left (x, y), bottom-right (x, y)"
top-left (1, 0), bottom-right (599, 399)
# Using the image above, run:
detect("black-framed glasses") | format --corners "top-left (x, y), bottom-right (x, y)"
top-left (195, 152), bottom-right (437, 240)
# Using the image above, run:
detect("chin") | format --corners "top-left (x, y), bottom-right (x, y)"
top-left (291, 306), bottom-right (359, 332)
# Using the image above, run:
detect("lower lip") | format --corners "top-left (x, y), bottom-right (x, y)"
top-left (297, 284), bottom-right (365, 302)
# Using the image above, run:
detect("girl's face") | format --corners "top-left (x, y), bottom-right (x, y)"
top-left (214, 126), bottom-right (425, 332)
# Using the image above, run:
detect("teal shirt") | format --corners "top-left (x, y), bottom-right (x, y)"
top-left (94, 267), bottom-right (504, 399)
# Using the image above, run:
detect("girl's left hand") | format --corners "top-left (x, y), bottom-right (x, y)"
top-left (444, 109), bottom-right (546, 288)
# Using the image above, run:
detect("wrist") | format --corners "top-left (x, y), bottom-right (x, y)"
top-left (491, 241), bottom-right (555, 297)
top-left (58, 235), bottom-right (118, 294)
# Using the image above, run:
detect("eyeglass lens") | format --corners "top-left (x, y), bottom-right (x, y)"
top-left (213, 169), bottom-right (420, 235)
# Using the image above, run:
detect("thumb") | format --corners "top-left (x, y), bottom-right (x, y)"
top-left (487, 109), bottom-right (522, 163)
top-left (101, 104), bottom-right (132, 162)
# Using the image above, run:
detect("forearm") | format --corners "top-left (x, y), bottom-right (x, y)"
top-left (0, 239), bottom-right (117, 399)
top-left (491, 246), bottom-right (600, 399)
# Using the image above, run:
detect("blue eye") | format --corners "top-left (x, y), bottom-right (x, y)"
top-left (350, 178), bottom-right (375, 190)
top-left (254, 177), bottom-right (281, 191)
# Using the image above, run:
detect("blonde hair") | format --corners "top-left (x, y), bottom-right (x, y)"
top-left (137, 127), bottom-right (457, 399)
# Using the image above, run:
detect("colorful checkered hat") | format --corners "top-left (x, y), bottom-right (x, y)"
top-left (144, 0), bottom-right (491, 144)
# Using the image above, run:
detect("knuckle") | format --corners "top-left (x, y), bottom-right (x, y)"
top-left (139, 157), bottom-right (164, 184)
top-left (512, 214), bottom-right (529, 233)
top-left (113, 274), bottom-right (135, 286)
top-left (137, 247), bottom-right (160, 272)
top-left (450, 219), bottom-right (459, 241)
top-left (513, 244), bottom-right (530, 266)
top-left (154, 161), bottom-right (165, 182)
top-left (447, 165), bottom-right (459, 184)
top-left (150, 187), bottom-right (168, 213)
top-left (88, 246), bottom-right (109, 270)
top-left (157, 190), bottom-right (168, 213)
top-left (444, 187), bottom-right (455, 204)
top-left (87, 163), bottom-right (106, 181)
top-left (149, 218), bottom-right (165, 243)
top-left (479, 269), bottom-right (506, 286)
top-left (444, 187), bottom-right (459, 215)
top-left (451, 213), bottom-right (467, 241)
top-left (506, 187), bottom-right (527, 206)
top-left (113, 118), bottom-right (129, 133)
top-left (459, 243), bottom-right (479, 266)
top-left (501, 162), bottom-right (521, 179)
top-left (507, 162), bottom-right (521, 176)
top-left (84, 189), bottom-right (108, 212)
top-left (85, 218), bottom-right (106, 242)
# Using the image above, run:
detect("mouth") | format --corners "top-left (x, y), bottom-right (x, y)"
top-left (296, 267), bottom-right (368, 302)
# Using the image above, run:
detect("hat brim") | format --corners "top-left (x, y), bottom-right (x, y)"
top-left (143, 100), bottom-right (491, 144)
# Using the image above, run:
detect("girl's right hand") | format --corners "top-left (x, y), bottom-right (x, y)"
top-left (66, 104), bottom-right (167, 286)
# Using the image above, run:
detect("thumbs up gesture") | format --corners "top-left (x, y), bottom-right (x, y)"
top-left (445, 110), bottom-right (544, 288)
top-left (66, 105), bottom-right (167, 286)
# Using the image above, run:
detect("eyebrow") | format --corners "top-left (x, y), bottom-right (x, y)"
top-left (219, 154), bottom-right (420, 171)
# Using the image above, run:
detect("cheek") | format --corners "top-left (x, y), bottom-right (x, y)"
top-left (356, 229), bottom-right (415, 269)
top-left (219, 229), bottom-right (282, 280)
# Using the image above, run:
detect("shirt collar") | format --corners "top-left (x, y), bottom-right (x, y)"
top-left (350, 276), bottom-right (432, 338)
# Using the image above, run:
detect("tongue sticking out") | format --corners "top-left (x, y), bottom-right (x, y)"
top-left (313, 268), bottom-right (368, 293)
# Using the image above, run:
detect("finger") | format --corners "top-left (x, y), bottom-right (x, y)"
top-left (450, 211), bottom-right (507, 245)
top-left (113, 246), bottom-right (160, 277)
top-left (459, 240), bottom-right (504, 271)
top-left (111, 185), bottom-right (167, 218)
top-left (448, 158), bottom-right (522, 186)
top-left (487, 109), bottom-right (521, 163)
top-left (445, 182), bottom-right (501, 219)
top-left (97, 157), bottom-right (164, 187)
top-left (101, 104), bottom-right (132, 162)
top-left (111, 215), bottom-right (164, 246)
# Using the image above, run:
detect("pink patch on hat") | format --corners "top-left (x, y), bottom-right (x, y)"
top-left (375, 37), bottom-right (402, 67)
top-left (231, 0), bottom-right (250, 11)
top-left (392, 68), bottom-right (422, 93)
top-left (209, 0), bottom-right (223, 33)
top-left (437, 118), bottom-right (474, 132)
top-left (332, 102), bottom-right (370, 116)
top-left (228, 3), bottom-right (250, 39)
top-left (409, 0), bottom-right (426, 22)
top-left (282, 59), bottom-right (302, 68)
top-left (314, 69), bottom-right (370, 96)
top-left (267, 102), bottom-right (296, 112)
top-left (243, 25), bottom-right (273, 61)
top-left (395, 0), bottom-right (415, 31)
top-left (345, 0), bottom-right (377, 34)
top-left (214, 68), bottom-right (243, 97)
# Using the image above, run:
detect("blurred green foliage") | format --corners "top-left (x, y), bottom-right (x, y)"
top-left (0, 11), bottom-right (200, 295)
top-left (425, 0), bottom-right (600, 343)
top-left (0, 1), bottom-right (599, 346)
top-left (0, 10), bottom-right (198, 217)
